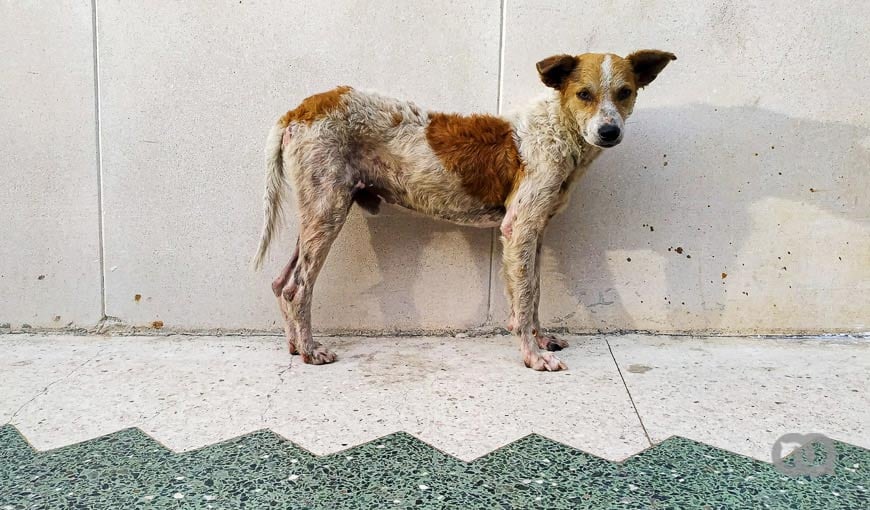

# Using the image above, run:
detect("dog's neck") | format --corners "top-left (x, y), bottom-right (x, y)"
top-left (511, 91), bottom-right (601, 174)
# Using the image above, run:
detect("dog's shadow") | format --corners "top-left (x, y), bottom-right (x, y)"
top-left (316, 207), bottom-right (489, 333)
top-left (537, 103), bottom-right (869, 333)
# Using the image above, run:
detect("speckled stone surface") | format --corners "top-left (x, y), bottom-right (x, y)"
top-left (1, 425), bottom-right (867, 509)
top-left (2, 334), bottom-right (649, 461)
top-left (609, 335), bottom-right (870, 461)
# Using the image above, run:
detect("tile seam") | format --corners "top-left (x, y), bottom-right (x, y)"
top-left (486, 0), bottom-right (508, 325)
top-left (90, 0), bottom-right (107, 319)
top-left (607, 338), bottom-right (654, 446)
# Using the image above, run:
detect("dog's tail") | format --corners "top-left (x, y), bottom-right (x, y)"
top-left (252, 122), bottom-right (287, 270)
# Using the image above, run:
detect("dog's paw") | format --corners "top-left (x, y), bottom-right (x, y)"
top-left (300, 344), bottom-right (337, 365)
top-left (537, 334), bottom-right (569, 351)
top-left (287, 338), bottom-right (300, 355)
top-left (523, 351), bottom-right (567, 371)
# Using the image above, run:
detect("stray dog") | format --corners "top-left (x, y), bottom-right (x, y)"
top-left (253, 50), bottom-right (675, 371)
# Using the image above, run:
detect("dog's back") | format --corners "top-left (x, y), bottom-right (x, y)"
top-left (254, 87), bottom-right (522, 268)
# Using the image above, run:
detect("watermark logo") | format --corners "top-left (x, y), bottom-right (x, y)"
top-left (771, 433), bottom-right (837, 478)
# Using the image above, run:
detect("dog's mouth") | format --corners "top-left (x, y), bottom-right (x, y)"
top-left (581, 128), bottom-right (623, 149)
top-left (591, 139), bottom-right (621, 148)
top-left (583, 136), bottom-right (623, 149)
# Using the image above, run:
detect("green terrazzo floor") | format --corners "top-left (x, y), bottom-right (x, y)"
top-left (0, 425), bottom-right (867, 509)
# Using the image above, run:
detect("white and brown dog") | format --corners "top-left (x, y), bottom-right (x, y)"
top-left (254, 50), bottom-right (675, 371)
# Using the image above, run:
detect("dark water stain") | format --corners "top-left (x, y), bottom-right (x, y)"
top-left (627, 364), bottom-right (653, 374)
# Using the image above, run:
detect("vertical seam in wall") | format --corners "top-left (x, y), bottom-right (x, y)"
top-left (486, 0), bottom-right (508, 324)
top-left (485, 229), bottom-right (496, 323)
top-left (91, 0), bottom-right (107, 319)
top-left (496, 0), bottom-right (507, 115)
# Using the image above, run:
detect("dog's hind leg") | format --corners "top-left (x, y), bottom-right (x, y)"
top-left (282, 179), bottom-right (353, 365)
top-left (276, 295), bottom-right (298, 354)
top-left (271, 238), bottom-right (300, 353)
top-left (271, 238), bottom-right (299, 297)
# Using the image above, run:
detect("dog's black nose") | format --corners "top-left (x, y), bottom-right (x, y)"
top-left (598, 124), bottom-right (621, 142)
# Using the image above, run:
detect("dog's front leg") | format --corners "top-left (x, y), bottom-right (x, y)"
top-left (501, 206), bottom-right (566, 371)
top-left (501, 211), bottom-right (566, 350)
top-left (531, 234), bottom-right (569, 352)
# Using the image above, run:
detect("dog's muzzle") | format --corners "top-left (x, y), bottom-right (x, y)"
top-left (597, 124), bottom-right (621, 144)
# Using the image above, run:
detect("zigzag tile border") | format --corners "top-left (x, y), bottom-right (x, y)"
top-left (1, 425), bottom-right (867, 509)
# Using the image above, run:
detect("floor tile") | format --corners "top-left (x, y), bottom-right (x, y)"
top-left (0, 337), bottom-right (110, 423)
top-left (266, 335), bottom-right (647, 461)
top-left (609, 335), bottom-right (870, 461)
top-left (5, 335), bottom-right (285, 452)
top-left (4, 334), bottom-right (646, 462)
top-left (1, 425), bottom-right (867, 509)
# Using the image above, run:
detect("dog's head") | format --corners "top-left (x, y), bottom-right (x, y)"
top-left (536, 50), bottom-right (675, 148)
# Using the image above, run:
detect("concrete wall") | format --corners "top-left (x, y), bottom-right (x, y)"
top-left (0, 2), bottom-right (103, 329)
top-left (2, 1), bottom-right (868, 334)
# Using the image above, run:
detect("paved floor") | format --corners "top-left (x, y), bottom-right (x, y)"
top-left (1, 333), bottom-right (868, 508)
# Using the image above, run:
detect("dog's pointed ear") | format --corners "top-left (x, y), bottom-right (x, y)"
top-left (536, 54), bottom-right (578, 89)
top-left (626, 50), bottom-right (676, 88)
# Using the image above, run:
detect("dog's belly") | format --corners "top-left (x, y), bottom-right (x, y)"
top-left (412, 203), bottom-right (506, 228)
top-left (351, 141), bottom-right (507, 229)
top-left (372, 193), bottom-right (505, 228)
top-left (377, 174), bottom-right (507, 228)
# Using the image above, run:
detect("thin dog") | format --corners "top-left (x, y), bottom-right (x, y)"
top-left (253, 50), bottom-right (675, 371)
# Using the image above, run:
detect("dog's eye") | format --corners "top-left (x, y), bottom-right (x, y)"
top-left (577, 89), bottom-right (593, 101)
top-left (617, 87), bottom-right (633, 100)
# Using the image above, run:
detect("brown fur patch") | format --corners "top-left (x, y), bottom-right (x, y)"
top-left (560, 54), bottom-right (606, 116)
top-left (425, 112), bottom-right (523, 205)
top-left (279, 86), bottom-right (353, 127)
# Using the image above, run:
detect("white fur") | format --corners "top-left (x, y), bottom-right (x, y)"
top-left (601, 55), bottom-right (614, 88)
top-left (585, 54), bottom-right (625, 147)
